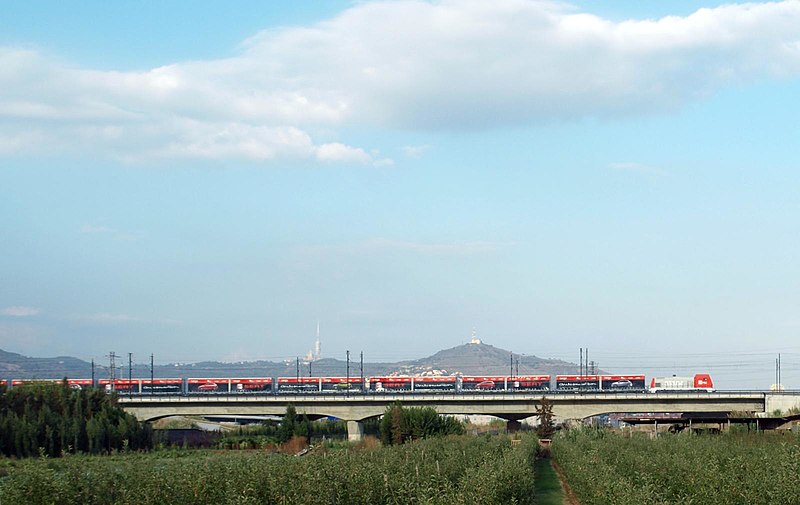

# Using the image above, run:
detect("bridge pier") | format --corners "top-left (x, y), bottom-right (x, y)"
top-left (346, 420), bottom-right (364, 442)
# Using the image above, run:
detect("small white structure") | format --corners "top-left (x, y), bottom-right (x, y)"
top-left (469, 329), bottom-right (482, 345)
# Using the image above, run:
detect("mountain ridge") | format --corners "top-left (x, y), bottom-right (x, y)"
top-left (0, 341), bottom-right (591, 379)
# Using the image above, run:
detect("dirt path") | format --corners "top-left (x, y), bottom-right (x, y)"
top-left (551, 459), bottom-right (581, 505)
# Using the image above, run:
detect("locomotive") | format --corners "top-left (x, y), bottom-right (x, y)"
top-left (3, 373), bottom-right (714, 394)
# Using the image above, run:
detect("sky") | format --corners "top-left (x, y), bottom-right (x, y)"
top-left (2, 0), bottom-right (800, 389)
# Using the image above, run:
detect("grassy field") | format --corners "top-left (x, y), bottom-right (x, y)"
top-left (532, 457), bottom-right (565, 505)
top-left (552, 430), bottom-right (800, 505)
top-left (0, 434), bottom-right (538, 505)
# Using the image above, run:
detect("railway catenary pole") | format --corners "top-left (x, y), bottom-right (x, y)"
top-left (91, 359), bottom-right (95, 388)
top-left (510, 353), bottom-right (513, 379)
top-left (579, 348), bottom-right (583, 376)
top-left (346, 350), bottom-right (350, 395)
top-left (296, 357), bottom-right (300, 382)
top-left (107, 352), bottom-right (117, 391)
top-left (360, 351), bottom-right (364, 392)
top-left (128, 353), bottom-right (132, 398)
top-left (150, 354), bottom-right (154, 395)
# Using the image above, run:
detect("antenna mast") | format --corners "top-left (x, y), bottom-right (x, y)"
top-left (314, 321), bottom-right (322, 360)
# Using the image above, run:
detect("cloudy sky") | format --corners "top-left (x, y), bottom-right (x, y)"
top-left (2, 0), bottom-right (799, 388)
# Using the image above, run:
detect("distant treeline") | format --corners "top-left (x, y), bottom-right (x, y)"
top-left (0, 381), bottom-right (152, 458)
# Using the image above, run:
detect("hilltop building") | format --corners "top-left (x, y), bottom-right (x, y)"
top-left (469, 328), bottom-right (482, 345)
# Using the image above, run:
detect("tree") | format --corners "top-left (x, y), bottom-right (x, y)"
top-left (293, 414), bottom-right (311, 441)
top-left (536, 396), bottom-right (555, 439)
top-left (277, 403), bottom-right (297, 443)
top-left (0, 383), bottom-right (152, 457)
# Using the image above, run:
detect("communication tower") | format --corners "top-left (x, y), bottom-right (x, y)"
top-left (304, 321), bottom-right (322, 363)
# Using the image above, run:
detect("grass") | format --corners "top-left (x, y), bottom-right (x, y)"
top-left (533, 456), bottom-right (565, 505)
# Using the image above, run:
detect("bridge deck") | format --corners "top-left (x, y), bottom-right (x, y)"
top-left (120, 391), bottom-right (769, 423)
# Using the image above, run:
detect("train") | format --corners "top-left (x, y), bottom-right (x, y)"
top-left (1, 373), bottom-right (714, 394)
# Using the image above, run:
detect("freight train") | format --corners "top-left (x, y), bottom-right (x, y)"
top-left (2, 373), bottom-right (714, 394)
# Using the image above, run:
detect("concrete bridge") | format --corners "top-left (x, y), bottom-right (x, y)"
top-left (120, 391), bottom-right (795, 440)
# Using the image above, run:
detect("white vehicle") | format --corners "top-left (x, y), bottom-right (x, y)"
top-left (649, 374), bottom-right (714, 392)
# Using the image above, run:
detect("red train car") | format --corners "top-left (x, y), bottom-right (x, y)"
top-left (555, 375), bottom-right (600, 391)
top-left (649, 374), bottom-right (714, 392)
top-left (98, 379), bottom-right (138, 393)
top-left (508, 375), bottom-right (551, 391)
top-left (320, 376), bottom-right (363, 392)
top-left (600, 375), bottom-right (646, 391)
top-left (64, 379), bottom-right (94, 390)
top-left (99, 378), bottom-right (182, 394)
top-left (141, 378), bottom-right (182, 394)
top-left (277, 377), bottom-right (322, 393)
top-left (369, 376), bottom-right (457, 392)
top-left (369, 376), bottom-right (412, 392)
top-left (12, 378), bottom-right (93, 389)
top-left (188, 378), bottom-right (230, 393)
top-left (230, 378), bottom-right (273, 393)
top-left (413, 376), bottom-right (457, 393)
top-left (461, 376), bottom-right (507, 391)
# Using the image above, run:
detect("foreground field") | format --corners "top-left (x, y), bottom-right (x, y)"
top-left (552, 430), bottom-right (800, 505)
top-left (0, 434), bottom-right (537, 505)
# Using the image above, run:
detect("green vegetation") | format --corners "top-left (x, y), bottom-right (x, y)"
top-left (271, 403), bottom-right (308, 443)
top-left (535, 397), bottom-right (555, 439)
top-left (0, 434), bottom-right (538, 505)
top-left (0, 382), bottom-right (151, 457)
top-left (532, 457), bottom-right (565, 505)
top-left (379, 402), bottom-right (465, 445)
top-left (552, 429), bottom-right (800, 505)
top-left (215, 405), bottom-right (361, 450)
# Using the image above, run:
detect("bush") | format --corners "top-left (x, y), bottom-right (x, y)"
top-left (379, 402), bottom-right (465, 445)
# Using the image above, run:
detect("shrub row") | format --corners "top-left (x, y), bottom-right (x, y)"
top-left (552, 430), bottom-right (800, 505)
top-left (0, 434), bottom-right (538, 505)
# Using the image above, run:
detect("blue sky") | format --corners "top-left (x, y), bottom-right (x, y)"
top-left (2, 1), bottom-right (799, 388)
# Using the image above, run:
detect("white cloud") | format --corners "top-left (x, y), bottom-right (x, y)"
top-left (79, 223), bottom-right (142, 241)
top-left (2, 1), bottom-right (800, 162)
top-left (402, 145), bottom-right (431, 159)
top-left (1, 306), bottom-right (40, 317)
top-left (315, 142), bottom-right (373, 163)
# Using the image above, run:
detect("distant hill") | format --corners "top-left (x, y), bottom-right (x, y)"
top-left (0, 349), bottom-right (94, 378)
top-left (0, 341), bottom-right (589, 380)
top-left (397, 342), bottom-right (587, 376)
